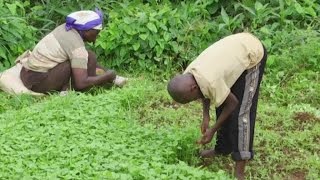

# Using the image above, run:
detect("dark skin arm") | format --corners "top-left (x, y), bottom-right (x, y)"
top-left (198, 92), bottom-right (239, 144)
top-left (201, 98), bottom-right (211, 134)
top-left (72, 68), bottom-right (116, 90)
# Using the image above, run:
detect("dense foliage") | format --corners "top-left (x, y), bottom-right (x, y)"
top-left (1, 0), bottom-right (319, 74)
top-left (0, 82), bottom-right (231, 179)
top-left (0, 1), bottom-right (36, 69)
top-left (0, 78), bottom-right (319, 179)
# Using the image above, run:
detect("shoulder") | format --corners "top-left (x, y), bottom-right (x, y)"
top-left (53, 24), bottom-right (84, 49)
top-left (53, 24), bottom-right (83, 42)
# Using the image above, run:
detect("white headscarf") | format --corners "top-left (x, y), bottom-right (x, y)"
top-left (65, 8), bottom-right (103, 31)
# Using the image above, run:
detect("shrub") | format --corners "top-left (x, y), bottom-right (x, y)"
top-left (261, 30), bottom-right (320, 106)
top-left (0, 1), bottom-right (37, 68)
top-left (95, 2), bottom-right (220, 75)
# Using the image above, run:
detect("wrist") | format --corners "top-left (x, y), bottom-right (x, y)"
top-left (105, 71), bottom-right (116, 80)
top-left (209, 127), bottom-right (217, 133)
top-left (203, 117), bottom-right (209, 122)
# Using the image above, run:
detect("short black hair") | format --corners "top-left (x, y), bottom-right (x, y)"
top-left (167, 75), bottom-right (189, 104)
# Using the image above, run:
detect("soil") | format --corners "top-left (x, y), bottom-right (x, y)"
top-left (150, 99), bottom-right (181, 110)
top-left (286, 170), bottom-right (306, 180)
top-left (293, 112), bottom-right (319, 123)
top-left (293, 111), bottom-right (319, 131)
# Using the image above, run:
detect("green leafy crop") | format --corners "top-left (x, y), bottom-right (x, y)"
top-left (0, 81), bottom-right (231, 179)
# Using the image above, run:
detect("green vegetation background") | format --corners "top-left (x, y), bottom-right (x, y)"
top-left (0, 0), bottom-right (319, 179)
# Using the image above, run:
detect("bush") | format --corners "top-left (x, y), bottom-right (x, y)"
top-left (93, 0), bottom-right (319, 75)
top-left (0, 1), bottom-right (37, 69)
top-left (261, 30), bottom-right (320, 106)
top-left (1, 0), bottom-right (319, 75)
top-left (95, 1), bottom-right (221, 75)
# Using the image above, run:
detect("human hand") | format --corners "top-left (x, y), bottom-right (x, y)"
top-left (197, 128), bottom-right (215, 145)
top-left (105, 70), bottom-right (117, 81)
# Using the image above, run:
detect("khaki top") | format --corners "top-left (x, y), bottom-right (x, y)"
top-left (21, 24), bottom-right (88, 72)
top-left (184, 32), bottom-right (264, 107)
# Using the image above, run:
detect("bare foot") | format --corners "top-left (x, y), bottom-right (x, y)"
top-left (199, 149), bottom-right (217, 159)
top-left (197, 149), bottom-right (217, 167)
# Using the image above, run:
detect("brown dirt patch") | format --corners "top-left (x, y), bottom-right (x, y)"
top-left (286, 170), bottom-right (306, 180)
top-left (150, 99), bottom-right (182, 110)
top-left (293, 112), bottom-right (319, 123)
top-left (293, 112), bottom-right (319, 131)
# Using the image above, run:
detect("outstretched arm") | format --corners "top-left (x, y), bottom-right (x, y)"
top-left (201, 98), bottom-right (211, 134)
top-left (198, 92), bottom-right (239, 144)
top-left (72, 68), bottom-right (116, 90)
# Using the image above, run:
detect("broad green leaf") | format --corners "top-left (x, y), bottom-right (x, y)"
top-left (260, 26), bottom-right (271, 35)
top-left (123, 17), bottom-right (132, 24)
top-left (220, 7), bottom-right (229, 24)
top-left (0, 46), bottom-right (7, 59)
top-left (305, 7), bottom-right (317, 17)
top-left (157, 39), bottom-right (165, 49)
top-left (239, 4), bottom-right (256, 15)
top-left (163, 32), bottom-right (171, 42)
top-left (155, 45), bottom-right (163, 57)
top-left (133, 42), bottom-right (140, 51)
top-left (279, 0), bottom-right (284, 11)
top-left (123, 25), bottom-right (135, 35)
top-left (149, 38), bottom-right (156, 48)
top-left (170, 41), bottom-right (179, 53)
top-left (159, 23), bottom-right (168, 31)
top-left (294, 3), bottom-right (304, 14)
top-left (218, 24), bottom-right (226, 31)
top-left (254, 2), bottom-right (263, 11)
top-left (208, 4), bottom-right (219, 14)
top-left (262, 39), bottom-right (272, 51)
top-left (5, 3), bottom-right (16, 15)
top-left (120, 48), bottom-right (127, 58)
top-left (139, 34), bottom-right (148, 41)
top-left (53, 8), bottom-right (70, 16)
top-left (147, 22), bottom-right (158, 33)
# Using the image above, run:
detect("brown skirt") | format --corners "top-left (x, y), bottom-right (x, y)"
top-left (20, 61), bottom-right (71, 93)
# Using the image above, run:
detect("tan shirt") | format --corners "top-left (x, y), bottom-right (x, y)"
top-left (21, 24), bottom-right (88, 72)
top-left (184, 33), bottom-right (264, 107)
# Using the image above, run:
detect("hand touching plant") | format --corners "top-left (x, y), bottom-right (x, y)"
top-left (197, 128), bottom-right (216, 145)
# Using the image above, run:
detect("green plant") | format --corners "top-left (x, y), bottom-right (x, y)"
top-left (95, 1), bottom-right (219, 76)
top-left (0, 1), bottom-right (37, 67)
top-left (0, 81), bottom-right (232, 179)
top-left (260, 30), bottom-right (320, 106)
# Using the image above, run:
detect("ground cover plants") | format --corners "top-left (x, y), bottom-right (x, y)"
top-left (0, 80), bottom-right (231, 179)
top-left (0, 73), bottom-right (319, 179)
top-left (0, 0), bottom-right (319, 179)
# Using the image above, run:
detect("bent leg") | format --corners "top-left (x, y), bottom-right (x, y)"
top-left (21, 61), bottom-right (71, 93)
top-left (231, 46), bottom-right (267, 179)
top-left (231, 46), bottom-right (267, 162)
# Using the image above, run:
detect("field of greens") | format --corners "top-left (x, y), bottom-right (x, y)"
top-left (1, 0), bottom-right (319, 179)
top-left (0, 72), bottom-right (319, 179)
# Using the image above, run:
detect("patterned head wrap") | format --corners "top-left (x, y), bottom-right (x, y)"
top-left (65, 8), bottom-right (103, 31)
